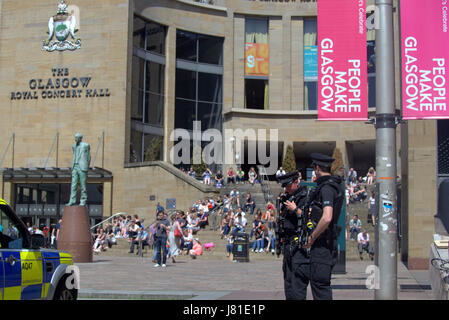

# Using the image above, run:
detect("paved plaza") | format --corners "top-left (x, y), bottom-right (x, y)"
top-left (75, 254), bottom-right (434, 300)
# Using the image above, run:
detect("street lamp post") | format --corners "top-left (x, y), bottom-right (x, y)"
top-left (374, 0), bottom-right (398, 300)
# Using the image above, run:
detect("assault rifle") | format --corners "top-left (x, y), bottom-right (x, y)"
top-left (295, 186), bottom-right (316, 250)
top-left (275, 186), bottom-right (316, 257)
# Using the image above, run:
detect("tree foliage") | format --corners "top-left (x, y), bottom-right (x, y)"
top-left (282, 144), bottom-right (296, 173)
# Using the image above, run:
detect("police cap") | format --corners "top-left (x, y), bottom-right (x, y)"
top-left (311, 152), bottom-right (335, 168)
top-left (277, 171), bottom-right (299, 187)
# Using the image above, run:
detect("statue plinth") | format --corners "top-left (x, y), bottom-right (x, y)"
top-left (58, 206), bottom-right (93, 263)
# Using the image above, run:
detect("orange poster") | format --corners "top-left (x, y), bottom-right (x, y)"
top-left (245, 43), bottom-right (269, 76)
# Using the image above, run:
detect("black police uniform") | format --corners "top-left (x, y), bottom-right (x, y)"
top-left (281, 154), bottom-right (344, 300)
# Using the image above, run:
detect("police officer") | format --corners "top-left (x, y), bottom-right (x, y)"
top-left (281, 153), bottom-right (344, 300)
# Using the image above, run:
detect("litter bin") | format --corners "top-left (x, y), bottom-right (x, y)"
top-left (232, 232), bottom-right (249, 262)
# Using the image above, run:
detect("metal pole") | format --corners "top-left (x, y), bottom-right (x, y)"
top-left (374, 0), bottom-right (398, 300)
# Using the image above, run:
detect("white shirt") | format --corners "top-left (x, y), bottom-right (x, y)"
top-left (357, 232), bottom-right (370, 244)
top-left (276, 169), bottom-right (286, 177)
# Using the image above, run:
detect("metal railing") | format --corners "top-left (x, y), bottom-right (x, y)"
top-left (258, 165), bottom-right (274, 204)
top-left (90, 212), bottom-right (125, 230)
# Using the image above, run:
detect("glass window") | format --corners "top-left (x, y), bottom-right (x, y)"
top-left (133, 16), bottom-right (146, 49)
top-left (175, 69), bottom-right (197, 100)
top-left (198, 73), bottom-right (222, 103)
top-left (175, 99), bottom-right (196, 131)
top-left (143, 134), bottom-right (164, 161)
top-left (198, 34), bottom-right (223, 65)
top-left (145, 61), bottom-right (164, 94)
top-left (130, 130), bottom-right (143, 163)
top-left (144, 92), bottom-right (164, 126)
top-left (245, 18), bottom-right (268, 44)
top-left (304, 19), bottom-right (318, 111)
top-left (304, 81), bottom-right (318, 111)
top-left (176, 30), bottom-right (197, 62)
top-left (86, 184), bottom-right (103, 205)
top-left (197, 102), bottom-right (222, 131)
top-left (131, 56), bottom-right (145, 121)
top-left (146, 22), bottom-right (166, 55)
top-left (175, 30), bottom-right (223, 150)
top-left (38, 184), bottom-right (58, 204)
top-left (0, 209), bottom-right (24, 249)
top-left (131, 18), bottom-right (166, 164)
top-left (245, 79), bottom-right (268, 110)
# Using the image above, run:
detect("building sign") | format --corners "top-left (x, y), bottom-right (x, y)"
top-left (317, 0), bottom-right (368, 121)
top-left (245, 43), bottom-right (269, 76)
top-left (401, 0), bottom-right (449, 120)
top-left (304, 45), bottom-right (318, 81)
top-left (43, 0), bottom-right (81, 52)
top-left (10, 68), bottom-right (110, 101)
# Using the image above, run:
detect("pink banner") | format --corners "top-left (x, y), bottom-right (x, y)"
top-left (401, 0), bottom-right (449, 120)
top-left (317, 0), bottom-right (368, 121)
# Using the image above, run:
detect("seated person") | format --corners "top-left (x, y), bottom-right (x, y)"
top-left (198, 210), bottom-right (209, 229)
top-left (230, 188), bottom-right (240, 208)
top-left (182, 228), bottom-right (194, 252)
top-left (248, 167), bottom-right (258, 185)
top-left (227, 167), bottom-right (236, 184)
top-left (215, 170), bottom-right (224, 187)
top-left (242, 193), bottom-right (255, 215)
top-left (189, 239), bottom-right (203, 259)
top-left (252, 223), bottom-right (265, 253)
top-left (350, 177), bottom-right (367, 203)
top-left (231, 212), bottom-right (247, 236)
top-left (127, 220), bottom-right (139, 253)
top-left (188, 166), bottom-right (196, 178)
top-left (348, 215), bottom-right (362, 240)
top-left (220, 213), bottom-right (232, 239)
top-left (357, 229), bottom-right (374, 260)
top-left (93, 227), bottom-right (106, 253)
top-left (202, 168), bottom-right (212, 185)
top-left (236, 167), bottom-right (245, 184)
top-left (249, 212), bottom-right (262, 239)
top-left (130, 227), bottom-right (149, 255)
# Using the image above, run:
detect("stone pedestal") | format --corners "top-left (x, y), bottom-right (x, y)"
top-left (58, 206), bottom-right (93, 263)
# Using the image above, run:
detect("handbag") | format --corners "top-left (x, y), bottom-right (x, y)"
top-left (174, 228), bottom-right (182, 238)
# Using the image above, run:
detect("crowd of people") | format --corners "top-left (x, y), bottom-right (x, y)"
top-left (90, 197), bottom-right (221, 267)
top-left (179, 166), bottom-right (260, 187)
top-left (88, 164), bottom-right (378, 263)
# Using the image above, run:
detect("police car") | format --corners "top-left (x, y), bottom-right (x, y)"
top-left (0, 198), bottom-right (78, 300)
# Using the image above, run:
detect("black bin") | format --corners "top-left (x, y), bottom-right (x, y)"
top-left (232, 232), bottom-right (249, 262)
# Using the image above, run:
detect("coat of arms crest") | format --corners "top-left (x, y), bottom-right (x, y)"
top-left (43, 0), bottom-right (81, 52)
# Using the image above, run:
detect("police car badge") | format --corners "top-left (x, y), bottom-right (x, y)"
top-left (43, 0), bottom-right (81, 52)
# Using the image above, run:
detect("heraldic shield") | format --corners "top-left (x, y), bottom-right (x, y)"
top-left (43, 0), bottom-right (81, 52)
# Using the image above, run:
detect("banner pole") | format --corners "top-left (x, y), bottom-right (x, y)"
top-left (374, 0), bottom-right (398, 300)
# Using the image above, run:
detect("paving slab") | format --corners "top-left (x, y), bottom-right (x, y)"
top-left (75, 254), bottom-right (433, 300)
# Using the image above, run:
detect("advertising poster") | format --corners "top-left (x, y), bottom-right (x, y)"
top-left (317, 0), bottom-right (368, 120)
top-left (245, 43), bottom-right (269, 76)
top-left (304, 45), bottom-right (318, 81)
top-left (401, 0), bottom-right (449, 119)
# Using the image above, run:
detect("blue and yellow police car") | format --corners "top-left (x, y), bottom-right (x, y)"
top-left (0, 198), bottom-right (78, 300)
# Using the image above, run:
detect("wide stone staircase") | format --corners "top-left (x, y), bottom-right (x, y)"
top-left (94, 177), bottom-right (370, 262)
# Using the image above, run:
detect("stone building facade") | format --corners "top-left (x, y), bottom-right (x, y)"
top-left (0, 0), bottom-right (442, 269)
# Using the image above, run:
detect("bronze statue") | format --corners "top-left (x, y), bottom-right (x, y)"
top-left (67, 133), bottom-right (91, 206)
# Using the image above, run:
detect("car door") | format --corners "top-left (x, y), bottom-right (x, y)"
top-left (2, 250), bottom-right (22, 300)
top-left (19, 250), bottom-right (43, 299)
